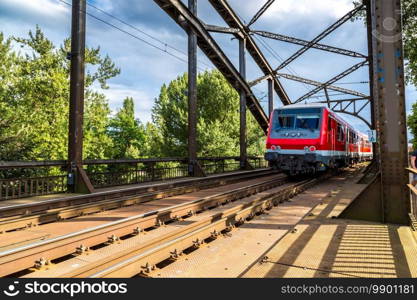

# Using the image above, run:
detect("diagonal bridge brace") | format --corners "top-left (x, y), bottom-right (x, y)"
top-left (276, 73), bottom-right (368, 98)
top-left (294, 60), bottom-right (368, 103)
top-left (153, 0), bottom-right (269, 133)
top-left (275, 4), bottom-right (365, 71)
top-left (208, 0), bottom-right (291, 106)
top-left (252, 30), bottom-right (367, 59)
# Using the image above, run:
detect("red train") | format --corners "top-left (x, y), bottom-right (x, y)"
top-left (265, 104), bottom-right (373, 175)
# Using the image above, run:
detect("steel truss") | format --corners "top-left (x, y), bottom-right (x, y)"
top-left (154, 0), bottom-right (269, 133)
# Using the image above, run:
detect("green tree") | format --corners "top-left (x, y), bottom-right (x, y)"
top-left (354, 0), bottom-right (417, 85)
top-left (0, 26), bottom-right (120, 161)
top-left (151, 70), bottom-right (265, 157)
top-left (107, 97), bottom-right (146, 158)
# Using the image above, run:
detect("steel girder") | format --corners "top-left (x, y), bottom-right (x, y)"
top-left (275, 4), bottom-right (365, 71)
top-left (204, 23), bottom-right (241, 35)
top-left (153, 0), bottom-right (269, 133)
top-left (208, 0), bottom-right (291, 106)
top-left (252, 30), bottom-right (367, 59)
top-left (276, 73), bottom-right (368, 98)
top-left (316, 98), bottom-right (372, 128)
top-left (247, 0), bottom-right (275, 27)
top-left (294, 60), bottom-right (368, 103)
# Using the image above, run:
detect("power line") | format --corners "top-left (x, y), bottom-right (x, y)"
top-left (58, 0), bottom-right (211, 71)
top-left (84, 0), bottom-right (213, 69)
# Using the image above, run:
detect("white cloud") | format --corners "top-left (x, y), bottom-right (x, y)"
top-left (1, 0), bottom-right (68, 19)
top-left (235, 0), bottom-right (354, 21)
top-left (95, 83), bottom-right (155, 123)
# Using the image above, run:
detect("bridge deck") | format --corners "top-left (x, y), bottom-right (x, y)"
top-left (0, 169), bottom-right (269, 209)
top-left (154, 167), bottom-right (417, 278)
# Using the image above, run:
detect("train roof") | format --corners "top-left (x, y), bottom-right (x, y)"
top-left (275, 103), bottom-right (329, 110)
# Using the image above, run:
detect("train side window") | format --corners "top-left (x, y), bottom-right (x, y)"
top-left (337, 124), bottom-right (345, 142)
top-left (328, 117), bottom-right (332, 131)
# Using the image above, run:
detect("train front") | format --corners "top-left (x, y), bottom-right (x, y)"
top-left (265, 105), bottom-right (327, 176)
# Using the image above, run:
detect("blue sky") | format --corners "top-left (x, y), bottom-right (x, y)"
top-left (0, 0), bottom-right (416, 136)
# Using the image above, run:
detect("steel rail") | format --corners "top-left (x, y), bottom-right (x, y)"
top-left (0, 169), bottom-right (271, 219)
top-left (88, 177), bottom-right (321, 278)
top-left (0, 174), bottom-right (286, 277)
top-left (0, 169), bottom-right (275, 233)
top-left (60, 181), bottom-right (298, 277)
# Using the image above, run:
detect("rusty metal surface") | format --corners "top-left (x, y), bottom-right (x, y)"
top-left (149, 166), bottom-right (417, 278)
top-left (0, 169), bottom-right (271, 218)
top-left (0, 173), bottom-right (285, 277)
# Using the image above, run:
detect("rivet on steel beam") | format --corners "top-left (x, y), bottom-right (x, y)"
top-left (34, 257), bottom-right (50, 269)
top-left (211, 230), bottom-right (219, 239)
top-left (193, 238), bottom-right (203, 248)
top-left (225, 225), bottom-right (234, 232)
top-left (291, 228), bottom-right (298, 233)
top-left (76, 244), bottom-right (89, 254)
top-left (141, 263), bottom-right (155, 273)
top-left (107, 235), bottom-right (119, 243)
top-left (170, 249), bottom-right (181, 260)
top-left (259, 256), bottom-right (269, 264)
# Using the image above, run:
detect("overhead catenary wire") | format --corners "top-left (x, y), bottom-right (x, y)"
top-left (58, 0), bottom-right (212, 72)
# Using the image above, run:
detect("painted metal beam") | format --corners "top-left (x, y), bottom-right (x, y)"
top-left (239, 38), bottom-right (247, 168)
top-left (252, 30), bottom-right (367, 59)
top-left (275, 4), bottom-right (365, 71)
top-left (204, 23), bottom-right (241, 35)
top-left (247, 0), bottom-right (275, 27)
top-left (208, 0), bottom-right (291, 105)
top-left (68, 0), bottom-right (94, 194)
top-left (153, 0), bottom-right (269, 133)
top-left (276, 73), bottom-right (368, 98)
top-left (294, 60), bottom-right (368, 103)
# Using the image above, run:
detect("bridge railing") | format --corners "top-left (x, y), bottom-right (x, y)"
top-left (0, 156), bottom-right (268, 200)
top-left (406, 168), bottom-right (417, 230)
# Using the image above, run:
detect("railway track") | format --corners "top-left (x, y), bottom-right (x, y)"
top-left (0, 172), bottom-right (288, 277)
top-left (0, 169), bottom-right (275, 233)
top-left (82, 178), bottom-right (320, 278)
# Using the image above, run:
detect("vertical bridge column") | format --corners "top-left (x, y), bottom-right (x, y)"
top-left (239, 37), bottom-right (248, 169)
top-left (268, 78), bottom-right (274, 118)
top-left (67, 0), bottom-right (94, 193)
top-left (187, 0), bottom-right (204, 177)
top-left (340, 0), bottom-right (409, 224)
top-left (374, 0), bottom-right (409, 223)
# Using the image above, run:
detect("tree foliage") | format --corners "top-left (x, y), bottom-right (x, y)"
top-left (0, 26), bottom-right (120, 161)
top-left (151, 70), bottom-right (265, 157)
top-left (0, 27), bottom-right (265, 163)
top-left (107, 97), bottom-right (146, 158)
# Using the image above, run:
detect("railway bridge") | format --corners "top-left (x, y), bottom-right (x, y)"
top-left (0, 0), bottom-right (416, 278)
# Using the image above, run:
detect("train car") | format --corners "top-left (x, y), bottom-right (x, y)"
top-left (264, 103), bottom-right (372, 175)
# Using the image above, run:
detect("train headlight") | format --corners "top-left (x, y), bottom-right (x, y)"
top-left (297, 132), bottom-right (301, 137)
top-left (309, 146), bottom-right (316, 152)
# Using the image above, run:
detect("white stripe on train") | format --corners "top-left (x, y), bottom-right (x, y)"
top-left (266, 149), bottom-right (372, 157)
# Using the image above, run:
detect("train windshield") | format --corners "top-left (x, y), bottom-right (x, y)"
top-left (295, 115), bottom-right (320, 130)
top-left (271, 107), bottom-right (322, 138)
